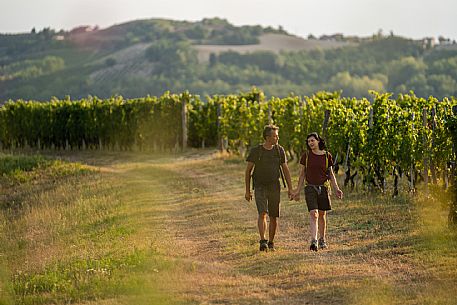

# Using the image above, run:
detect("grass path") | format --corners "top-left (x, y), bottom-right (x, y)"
top-left (101, 150), bottom-right (457, 305)
top-left (1, 150), bottom-right (457, 304)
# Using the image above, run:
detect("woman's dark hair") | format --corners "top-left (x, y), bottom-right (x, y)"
top-left (306, 132), bottom-right (326, 150)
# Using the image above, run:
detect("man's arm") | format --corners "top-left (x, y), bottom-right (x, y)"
top-left (245, 162), bottom-right (255, 201)
top-left (281, 163), bottom-right (293, 199)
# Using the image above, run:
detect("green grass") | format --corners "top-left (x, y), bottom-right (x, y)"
top-left (0, 154), bottom-right (48, 174)
top-left (12, 250), bottom-right (145, 304)
top-left (0, 153), bottom-right (91, 184)
top-left (0, 150), bottom-right (456, 304)
top-left (0, 152), bottom-right (185, 305)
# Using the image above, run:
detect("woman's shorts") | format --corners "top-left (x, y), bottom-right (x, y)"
top-left (304, 185), bottom-right (332, 212)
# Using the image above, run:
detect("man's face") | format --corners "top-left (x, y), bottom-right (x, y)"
top-left (267, 130), bottom-right (279, 145)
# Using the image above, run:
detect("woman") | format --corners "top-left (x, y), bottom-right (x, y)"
top-left (293, 132), bottom-right (343, 251)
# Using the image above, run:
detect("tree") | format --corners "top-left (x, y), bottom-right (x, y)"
top-left (185, 25), bottom-right (207, 40)
top-left (427, 74), bottom-right (457, 97)
top-left (328, 72), bottom-right (385, 97)
top-left (209, 53), bottom-right (217, 67)
top-left (105, 58), bottom-right (117, 67)
top-left (387, 56), bottom-right (426, 90)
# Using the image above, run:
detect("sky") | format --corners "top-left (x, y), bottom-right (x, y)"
top-left (1, 0), bottom-right (456, 40)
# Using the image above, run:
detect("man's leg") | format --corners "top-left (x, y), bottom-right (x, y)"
top-left (255, 186), bottom-right (269, 251)
top-left (267, 181), bottom-right (280, 250)
top-left (258, 212), bottom-right (268, 241)
top-left (269, 216), bottom-right (277, 242)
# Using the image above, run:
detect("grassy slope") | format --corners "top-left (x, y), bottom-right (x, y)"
top-left (0, 150), bottom-right (456, 305)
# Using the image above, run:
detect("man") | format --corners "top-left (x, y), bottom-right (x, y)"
top-left (245, 125), bottom-right (293, 252)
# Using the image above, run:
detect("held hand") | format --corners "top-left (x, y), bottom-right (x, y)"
top-left (336, 188), bottom-right (344, 200)
top-left (287, 189), bottom-right (293, 200)
top-left (245, 191), bottom-right (252, 202)
top-left (293, 190), bottom-right (301, 201)
top-left (295, 193), bottom-right (301, 201)
top-left (292, 189), bottom-right (300, 201)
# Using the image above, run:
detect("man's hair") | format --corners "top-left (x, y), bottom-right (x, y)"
top-left (307, 132), bottom-right (326, 150)
top-left (263, 124), bottom-right (279, 139)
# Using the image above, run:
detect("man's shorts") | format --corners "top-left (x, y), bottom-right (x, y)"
top-left (304, 185), bottom-right (332, 212)
top-left (254, 181), bottom-right (281, 217)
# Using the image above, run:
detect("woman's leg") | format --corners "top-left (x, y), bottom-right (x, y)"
top-left (309, 209), bottom-right (319, 241)
top-left (318, 210), bottom-right (327, 240)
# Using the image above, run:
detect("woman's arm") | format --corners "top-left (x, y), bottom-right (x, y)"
top-left (329, 167), bottom-right (343, 199)
top-left (293, 164), bottom-right (306, 200)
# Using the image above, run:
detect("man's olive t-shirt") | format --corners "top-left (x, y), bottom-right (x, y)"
top-left (246, 145), bottom-right (286, 185)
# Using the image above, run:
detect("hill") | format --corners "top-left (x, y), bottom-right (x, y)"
top-left (0, 18), bottom-right (457, 101)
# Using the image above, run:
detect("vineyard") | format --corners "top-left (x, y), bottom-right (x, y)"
top-left (1, 90), bottom-right (457, 304)
top-left (1, 89), bottom-right (456, 196)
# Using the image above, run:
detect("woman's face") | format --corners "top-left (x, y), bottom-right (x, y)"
top-left (307, 136), bottom-right (319, 150)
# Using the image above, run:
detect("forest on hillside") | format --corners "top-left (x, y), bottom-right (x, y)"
top-left (0, 18), bottom-right (456, 101)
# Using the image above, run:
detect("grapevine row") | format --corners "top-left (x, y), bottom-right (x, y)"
top-left (1, 89), bottom-right (456, 194)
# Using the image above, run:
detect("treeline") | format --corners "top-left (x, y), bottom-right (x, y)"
top-left (205, 37), bottom-right (457, 98)
top-left (90, 36), bottom-right (457, 100)
top-left (0, 56), bottom-right (65, 81)
top-left (73, 36), bottom-right (457, 101)
top-left (0, 28), bottom-right (67, 58)
top-left (114, 17), bottom-right (282, 47)
top-left (0, 18), bottom-right (274, 63)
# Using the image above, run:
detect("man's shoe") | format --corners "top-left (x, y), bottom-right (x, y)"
top-left (309, 239), bottom-right (318, 252)
top-left (267, 241), bottom-right (275, 252)
top-left (259, 239), bottom-right (268, 251)
top-left (318, 238), bottom-right (328, 249)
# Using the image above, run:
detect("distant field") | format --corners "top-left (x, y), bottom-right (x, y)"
top-left (90, 33), bottom-right (355, 78)
top-left (194, 33), bottom-right (356, 62)
top-left (89, 43), bottom-right (155, 82)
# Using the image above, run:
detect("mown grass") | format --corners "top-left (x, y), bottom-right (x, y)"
top-left (0, 150), bottom-right (456, 305)
top-left (150, 152), bottom-right (457, 305)
top-left (0, 152), bottom-right (185, 305)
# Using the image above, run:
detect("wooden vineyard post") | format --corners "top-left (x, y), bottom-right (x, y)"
top-left (322, 109), bottom-right (330, 139)
top-left (181, 94), bottom-right (188, 151)
top-left (448, 105), bottom-right (457, 226)
top-left (217, 103), bottom-right (226, 152)
top-left (410, 112), bottom-right (415, 193)
top-left (431, 107), bottom-right (437, 184)
top-left (423, 108), bottom-right (429, 191)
